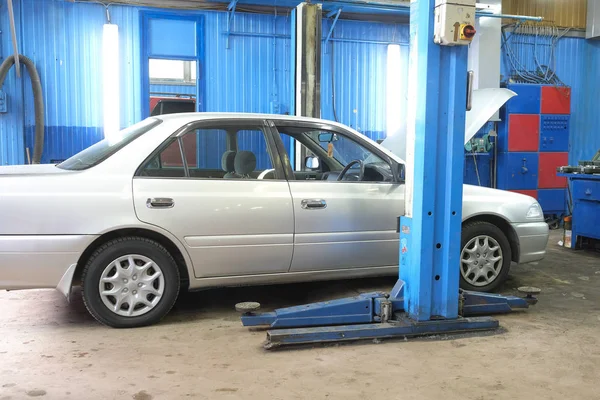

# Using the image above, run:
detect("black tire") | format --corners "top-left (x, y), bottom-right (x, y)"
top-left (459, 221), bottom-right (512, 292)
top-left (81, 237), bottom-right (180, 328)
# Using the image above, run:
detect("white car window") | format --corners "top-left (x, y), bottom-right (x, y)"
top-left (278, 128), bottom-right (394, 183)
top-left (140, 125), bottom-right (276, 180)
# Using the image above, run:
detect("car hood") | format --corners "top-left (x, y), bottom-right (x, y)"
top-left (463, 183), bottom-right (534, 203)
top-left (0, 164), bottom-right (71, 176)
top-left (380, 88), bottom-right (517, 160)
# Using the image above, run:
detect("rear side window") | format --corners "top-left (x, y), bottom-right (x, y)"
top-left (138, 124), bottom-right (276, 179)
top-left (58, 118), bottom-right (162, 171)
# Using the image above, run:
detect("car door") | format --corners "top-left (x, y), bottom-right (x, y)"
top-left (133, 119), bottom-right (294, 278)
top-left (271, 120), bottom-right (405, 272)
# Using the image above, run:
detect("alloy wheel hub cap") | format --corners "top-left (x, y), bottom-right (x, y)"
top-left (460, 235), bottom-right (503, 287)
top-left (99, 255), bottom-right (165, 317)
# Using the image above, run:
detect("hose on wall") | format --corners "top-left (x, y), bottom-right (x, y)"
top-left (0, 55), bottom-right (44, 164)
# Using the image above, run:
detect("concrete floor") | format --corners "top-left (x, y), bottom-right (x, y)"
top-left (1, 230), bottom-right (599, 400)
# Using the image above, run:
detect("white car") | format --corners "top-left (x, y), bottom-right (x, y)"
top-left (0, 112), bottom-right (549, 327)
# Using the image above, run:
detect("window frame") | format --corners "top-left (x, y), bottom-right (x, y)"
top-left (269, 120), bottom-right (402, 184)
top-left (135, 118), bottom-right (287, 181)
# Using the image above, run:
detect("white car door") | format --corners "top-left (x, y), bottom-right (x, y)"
top-left (272, 121), bottom-right (404, 272)
top-left (133, 119), bottom-right (294, 278)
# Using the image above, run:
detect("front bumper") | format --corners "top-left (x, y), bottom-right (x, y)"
top-left (511, 222), bottom-right (549, 264)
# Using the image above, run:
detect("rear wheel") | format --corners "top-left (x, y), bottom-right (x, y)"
top-left (81, 237), bottom-right (180, 328)
top-left (459, 221), bottom-right (512, 292)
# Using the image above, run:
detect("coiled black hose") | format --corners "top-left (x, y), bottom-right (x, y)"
top-left (0, 55), bottom-right (44, 164)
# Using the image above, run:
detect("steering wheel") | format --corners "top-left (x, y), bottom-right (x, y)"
top-left (337, 159), bottom-right (365, 181)
top-left (257, 169), bottom-right (275, 180)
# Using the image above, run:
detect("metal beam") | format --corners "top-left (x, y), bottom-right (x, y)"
top-left (400, 0), bottom-right (469, 321)
top-left (7, 0), bottom-right (20, 77)
top-left (324, 7), bottom-right (342, 53)
top-left (225, 0), bottom-right (238, 49)
top-left (476, 12), bottom-right (543, 22)
top-left (294, 2), bottom-right (322, 119)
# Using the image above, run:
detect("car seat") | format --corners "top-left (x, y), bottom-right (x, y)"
top-left (234, 151), bottom-right (256, 179)
top-left (222, 151), bottom-right (238, 179)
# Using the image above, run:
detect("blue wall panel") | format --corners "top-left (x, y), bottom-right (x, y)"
top-left (149, 84), bottom-right (196, 96)
top-left (0, 0), bottom-right (295, 164)
top-left (148, 18), bottom-right (196, 57)
top-left (0, 0), bottom-right (25, 165)
top-left (321, 20), bottom-right (409, 143)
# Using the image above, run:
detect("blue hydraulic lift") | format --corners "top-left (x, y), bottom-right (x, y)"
top-left (236, 0), bottom-right (540, 348)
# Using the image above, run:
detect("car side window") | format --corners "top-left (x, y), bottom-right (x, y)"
top-left (139, 125), bottom-right (276, 180)
top-left (141, 139), bottom-right (186, 178)
top-left (278, 126), bottom-right (394, 183)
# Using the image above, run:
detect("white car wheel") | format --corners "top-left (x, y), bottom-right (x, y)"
top-left (82, 237), bottom-right (180, 328)
top-left (460, 235), bottom-right (503, 287)
top-left (99, 254), bottom-right (165, 317)
top-left (459, 221), bottom-right (512, 292)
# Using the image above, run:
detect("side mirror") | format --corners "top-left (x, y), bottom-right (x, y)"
top-left (396, 163), bottom-right (405, 181)
top-left (305, 156), bottom-right (320, 170)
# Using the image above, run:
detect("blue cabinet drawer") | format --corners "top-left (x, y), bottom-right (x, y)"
top-left (540, 115), bottom-right (569, 152)
top-left (537, 189), bottom-right (566, 213)
top-left (573, 202), bottom-right (600, 240)
top-left (506, 84), bottom-right (541, 114)
top-left (496, 152), bottom-right (539, 190)
top-left (573, 180), bottom-right (600, 202)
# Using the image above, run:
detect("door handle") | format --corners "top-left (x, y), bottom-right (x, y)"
top-left (466, 70), bottom-right (474, 111)
top-left (146, 197), bottom-right (174, 209)
top-left (301, 199), bottom-right (327, 209)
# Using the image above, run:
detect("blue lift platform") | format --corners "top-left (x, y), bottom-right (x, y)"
top-left (236, 0), bottom-right (540, 349)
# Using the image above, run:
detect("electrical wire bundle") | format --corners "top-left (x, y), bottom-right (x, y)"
top-left (501, 22), bottom-right (571, 86)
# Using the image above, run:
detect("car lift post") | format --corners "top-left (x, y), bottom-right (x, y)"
top-left (236, 0), bottom-right (539, 349)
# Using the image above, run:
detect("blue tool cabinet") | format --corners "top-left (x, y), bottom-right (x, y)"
top-left (558, 173), bottom-right (600, 248)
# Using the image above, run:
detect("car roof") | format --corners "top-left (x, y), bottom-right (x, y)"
top-left (155, 112), bottom-right (346, 127)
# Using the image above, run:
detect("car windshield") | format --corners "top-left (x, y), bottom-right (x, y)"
top-left (57, 118), bottom-right (162, 171)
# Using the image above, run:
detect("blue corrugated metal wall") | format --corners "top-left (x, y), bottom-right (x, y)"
top-left (571, 40), bottom-right (600, 164)
top-left (0, 0), bottom-right (406, 164)
top-left (2, 0), bottom-right (599, 166)
top-left (0, 0), bottom-right (25, 165)
top-left (1, 0), bottom-right (297, 164)
top-left (17, 0), bottom-right (141, 163)
top-left (321, 20), bottom-right (409, 143)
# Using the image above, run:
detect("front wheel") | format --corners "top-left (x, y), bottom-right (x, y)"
top-left (81, 237), bottom-right (180, 328)
top-left (459, 221), bottom-right (512, 292)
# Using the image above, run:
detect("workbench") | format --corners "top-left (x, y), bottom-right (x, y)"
top-left (558, 173), bottom-right (600, 248)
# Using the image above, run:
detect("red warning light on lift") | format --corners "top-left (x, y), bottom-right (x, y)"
top-left (460, 24), bottom-right (476, 40)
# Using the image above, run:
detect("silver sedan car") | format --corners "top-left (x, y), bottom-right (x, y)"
top-left (0, 113), bottom-right (549, 327)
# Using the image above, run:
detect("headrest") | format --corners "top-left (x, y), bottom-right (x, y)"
top-left (234, 151), bottom-right (256, 175)
top-left (221, 151), bottom-right (236, 172)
